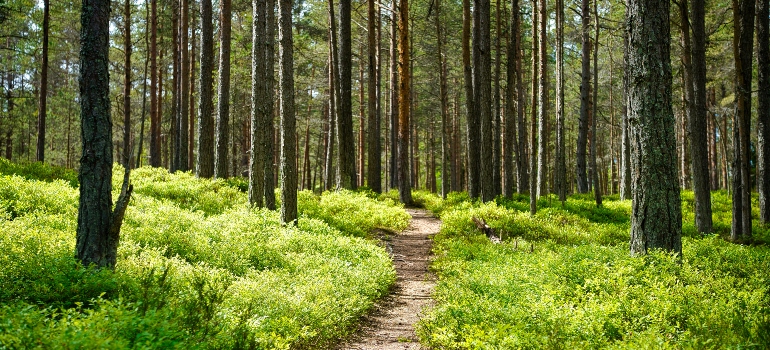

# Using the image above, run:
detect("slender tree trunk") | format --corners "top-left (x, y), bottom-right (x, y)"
top-left (492, 0), bottom-right (503, 197)
top-left (689, 0), bottom-right (713, 232)
top-left (77, 0), bottom-right (133, 269)
top-left (215, 0), bottom-right (232, 179)
top-left (536, 0), bottom-right (548, 198)
top-left (196, 0), bottom-right (215, 178)
top-left (278, 0), bottom-right (297, 223)
top-left (36, 0), bottom-right (49, 163)
top-left (591, 0), bottom-right (602, 206)
top-left (123, 0), bottom-right (132, 168)
top-left (264, 0), bottom-right (276, 209)
top-left (620, 29), bottom-right (631, 199)
top-left (250, 0), bottom-right (266, 207)
top-left (731, 0), bottom-right (754, 241)
top-left (504, 0), bottom-right (517, 197)
top-left (463, 0), bottom-right (480, 198)
top-left (367, 0), bottom-right (382, 193)
top-left (137, 1), bottom-right (150, 168)
top-left (188, 9), bottom-right (196, 170)
top-left (576, 0), bottom-right (590, 193)
top-left (627, 0), bottom-right (682, 255)
top-left (473, 0), bottom-right (493, 202)
top-left (529, 0), bottom-right (538, 214)
top-left (757, 0), bottom-right (770, 223)
top-left (325, 52), bottom-right (337, 191)
top-left (150, 0), bottom-right (161, 167)
top-left (337, 0), bottom-right (357, 189)
top-left (170, 0), bottom-right (179, 172)
top-left (512, 0), bottom-right (527, 194)
top-left (436, 0), bottom-right (451, 198)
top-left (397, 0), bottom-right (412, 204)
top-left (358, 44), bottom-right (366, 186)
top-left (555, 0), bottom-right (565, 202)
top-left (179, 0), bottom-right (189, 171)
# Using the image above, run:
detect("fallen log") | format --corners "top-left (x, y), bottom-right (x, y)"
top-left (471, 217), bottom-right (501, 244)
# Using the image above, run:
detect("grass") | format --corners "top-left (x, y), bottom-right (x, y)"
top-left (0, 162), bottom-right (408, 349)
top-left (416, 190), bottom-right (770, 349)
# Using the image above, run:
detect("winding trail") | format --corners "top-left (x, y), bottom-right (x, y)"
top-left (337, 209), bottom-right (439, 350)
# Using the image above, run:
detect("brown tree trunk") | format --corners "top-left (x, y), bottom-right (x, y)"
top-left (757, 0), bottom-right (770, 223)
top-left (250, 0), bottom-right (266, 207)
top-left (389, 5), bottom-right (399, 190)
top-left (338, 0), bottom-right (357, 189)
top-left (265, 0), bottom-right (277, 210)
top-left (398, 0), bottom-right (412, 204)
top-left (215, 0), bottom-right (231, 179)
top-left (178, 0), bottom-right (189, 171)
top-left (536, 0), bottom-right (548, 199)
top-left (627, 0), bottom-right (682, 255)
top-left (591, 0), bottom-right (601, 206)
top-left (278, 0), bottom-right (296, 223)
top-left (474, 0), bottom-right (494, 202)
top-left (555, 0), bottom-right (565, 202)
top-left (492, 0), bottom-right (502, 197)
top-left (36, 0), bottom-right (49, 163)
top-left (463, 0), bottom-right (480, 199)
top-left (123, 0), bottom-right (131, 168)
top-left (731, 0), bottom-right (754, 240)
top-left (358, 43), bottom-right (366, 186)
top-left (436, 0), bottom-right (451, 198)
top-left (529, 0), bottom-right (539, 214)
top-left (689, 0), bottom-right (712, 233)
top-left (576, 0), bottom-right (590, 193)
top-left (196, 0), bottom-right (215, 178)
top-left (366, 0), bottom-right (382, 192)
top-left (188, 9), bottom-right (196, 170)
top-left (150, 0), bottom-right (161, 167)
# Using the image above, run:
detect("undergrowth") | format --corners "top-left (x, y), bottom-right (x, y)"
top-left (0, 162), bottom-right (406, 349)
top-left (416, 190), bottom-right (770, 349)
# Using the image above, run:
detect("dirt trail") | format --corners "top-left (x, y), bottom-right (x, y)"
top-left (337, 209), bottom-right (439, 350)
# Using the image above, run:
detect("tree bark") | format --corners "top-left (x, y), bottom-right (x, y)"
top-left (278, 0), bottom-right (297, 223)
top-left (626, 0), bottom-right (682, 255)
top-left (398, 0), bottom-right (412, 205)
top-left (188, 8), bottom-right (196, 170)
top-left (389, 4), bottom-right (399, 191)
top-left (436, 0), bottom-right (451, 198)
top-left (576, 0), bottom-right (590, 193)
top-left (474, 0), bottom-right (493, 202)
top-left (536, 0), bottom-right (548, 198)
top-left (150, 0), bottom-right (160, 167)
top-left (366, 0), bottom-right (382, 192)
top-left (36, 0), bottom-right (49, 163)
top-left (337, 0), bottom-right (357, 190)
top-left (731, 0), bottom-right (754, 240)
top-left (215, 0), bottom-right (231, 179)
top-left (591, 0), bottom-right (602, 206)
top-left (170, 0), bottom-right (179, 172)
top-left (492, 0), bottom-right (503, 197)
top-left (756, 0), bottom-right (770, 224)
top-left (123, 0), bottom-right (131, 168)
top-left (264, 0), bottom-right (276, 209)
top-left (77, 0), bottom-right (133, 269)
top-left (463, 0), bottom-right (480, 199)
top-left (196, 0), bottom-right (215, 178)
top-left (620, 29), bottom-right (631, 199)
top-left (249, 0), bottom-right (266, 207)
top-left (359, 44), bottom-right (366, 187)
top-left (555, 0), bottom-right (565, 202)
top-left (689, 0), bottom-right (713, 232)
top-left (529, 0), bottom-right (538, 215)
top-left (178, 0), bottom-right (189, 172)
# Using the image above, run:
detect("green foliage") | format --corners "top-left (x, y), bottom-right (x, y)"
top-left (417, 192), bottom-right (770, 349)
top-left (0, 161), bottom-right (405, 349)
top-left (0, 158), bottom-right (79, 188)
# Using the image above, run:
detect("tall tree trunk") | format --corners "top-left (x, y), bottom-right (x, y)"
top-left (620, 30), bottom-right (631, 199)
top-left (137, 1), bottom-right (150, 168)
top-left (492, 0), bottom-right (503, 197)
top-left (36, 0), bottom-right (49, 163)
top-left (389, 4), bottom-right (399, 191)
top-left (555, 0), bottom-right (565, 202)
top-left (731, 0), bottom-right (754, 240)
top-left (512, 0), bottom-right (527, 193)
top-left (250, 0), bottom-right (266, 207)
top-left (179, 0), bottom-right (189, 171)
top-left (150, 0), bottom-right (161, 167)
top-left (756, 0), bottom-right (770, 223)
top-left (689, 0), bottom-right (713, 232)
top-left (188, 8), bottom-right (196, 170)
top-left (576, 0), bottom-right (590, 193)
top-left (529, 0), bottom-right (538, 214)
top-left (325, 52), bottom-right (337, 191)
top-left (591, 0), bottom-right (602, 206)
top-left (536, 0), bottom-right (548, 198)
top-left (170, 0), bottom-right (179, 172)
top-left (196, 0), bottom-right (215, 178)
top-left (337, 0), bottom-right (357, 189)
top-left (397, 0), bottom-right (412, 204)
top-left (77, 0), bottom-right (133, 269)
top-left (474, 0), bottom-right (493, 202)
top-left (215, 0), bottom-right (231, 179)
top-left (278, 0), bottom-right (297, 223)
top-left (436, 0), bottom-right (450, 198)
top-left (463, 0), bottom-right (480, 198)
top-left (123, 0), bottom-right (132, 168)
top-left (358, 44), bottom-right (366, 186)
top-left (504, 0), bottom-right (517, 197)
top-left (264, 0), bottom-right (277, 209)
top-left (367, 0), bottom-right (382, 193)
top-left (626, 0), bottom-right (682, 255)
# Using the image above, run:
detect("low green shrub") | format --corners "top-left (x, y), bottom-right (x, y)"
top-left (0, 158), bottom-right (79, 187)
top-left (418, 192), bottom-right (770, 349)
top-left (0, 162), bottom-right (406, 349)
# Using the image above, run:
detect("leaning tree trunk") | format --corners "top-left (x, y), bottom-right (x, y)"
top-left (196, 0), bottom-right (215, 178)
top-left (278, 0), bottom-right (297, 223)
top-left (36, 0), bottom-right (49, 163)
top-left (731, 0), bottom-right (754, 241)
top-left (626, 0), bottom-right (682, 255)
top-left (77, 0), bottom-right (133, 269)
top-left (215, 0), bottom-right (231, 179)
top-left (576, 0), bottom-right (590, 193)
top-left (756, 0), bottom-right (770, 224)
top-left (689, 0), bottom-right (713, 233)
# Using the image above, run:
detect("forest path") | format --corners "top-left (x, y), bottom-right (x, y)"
top-left (336, 209), bottom-right (439, 350)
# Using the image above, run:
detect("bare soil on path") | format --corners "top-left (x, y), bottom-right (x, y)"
top-left (336, 209), bottom-right (439, 350)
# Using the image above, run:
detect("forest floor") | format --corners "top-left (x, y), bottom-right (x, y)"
top-left (336, 209), bottom-right (439, 350)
